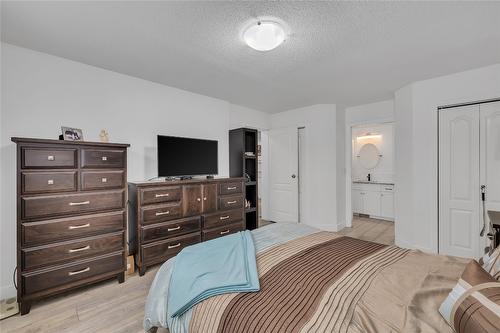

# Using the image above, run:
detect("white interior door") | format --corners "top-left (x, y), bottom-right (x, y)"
top-left (439, 105), bottom-right (481, 258)
top-left (268, 127), bottom-right (299, 222)
top-left (480, 101), bottom-right (500, 249)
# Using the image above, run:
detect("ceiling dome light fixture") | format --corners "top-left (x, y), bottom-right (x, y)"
top-left (243, 21), bottom-right (285, 51)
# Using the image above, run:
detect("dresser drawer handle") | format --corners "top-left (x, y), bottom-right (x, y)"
top-left (197, 198), bottom-right (201, 202)
top-left (384, 188), bottom-right (392, 191)
top-left (101, 177), bottom-right (107, 183)
top-left (168, 243), bottom-right (181, 249)
top-left (220, 230), bottom-right (230, 235)
top-left (101, 156), bottom-right (107, 161)
top-left (68, 245), bottom-right (90, 253)
top-left (47, 155), bottom-right (55, 161)
top-left (155, 193), bottom-right (170, 198)
top-left (220, 215), bottom-right (230, 220)
top-left (155, 211), bottom-right (170, 216)
top-left (47, 179), bottom-right (54, 185)
top-left (68, 267), bottom-right (90, 276)
top-left (167, 226), bottom-right (181, 231)
top-left (227, 200), bottom-right (237, 204)
top-left (68, 223), bottom-right (90, 230)
top-left (69, 201), bottom-right (90, 206)
top-left (227, 186), bottom-right (237, 190)
top-left (203, 197), bottom-right (207, 201)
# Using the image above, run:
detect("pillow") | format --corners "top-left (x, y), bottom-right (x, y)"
top-left (482, 246), bottom-right (500, 280)
top-left (439, 260), bottom-right (500, 333)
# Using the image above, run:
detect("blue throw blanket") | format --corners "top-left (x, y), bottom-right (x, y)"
top-left (167, 230), bottom-right (259, 318)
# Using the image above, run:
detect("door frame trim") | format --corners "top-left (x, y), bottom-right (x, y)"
top-left (345, 118), bottom-right (394, 228)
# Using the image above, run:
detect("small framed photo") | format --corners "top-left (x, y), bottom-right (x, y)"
top-left (61, 126), bottom-right (84, 141)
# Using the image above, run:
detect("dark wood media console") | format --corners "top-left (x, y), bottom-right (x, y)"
top-left (128, 177), bottom-right (245, 275)
top-left (12, 137), bottom-right (129, 315)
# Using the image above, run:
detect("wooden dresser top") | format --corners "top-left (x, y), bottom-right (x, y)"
top-left (11, 137), bottom-right (130, 148)
top-left (129, 177), bottom-right (245, 187)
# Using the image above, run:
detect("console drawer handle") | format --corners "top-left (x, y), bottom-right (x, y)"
top-left (47, 155), bottom-right (55, 161)
top-left (68, 223), bottom-right (90, 230)
top-left (227, 200), bottom-right (237, 204)
top-left (167, 226), bottom-right (181, 231)
top-left (69, 201), bottom-right (90, 206)
top-left (68, 245), bottom-right (90, 253)
top-left (68, 267), bottom-right (90, 276)
top-left (155, 211), bottom-right (170, 216)
top-left (101, 177), bottom-right (107, 183)
top-left (168, 243), bottom-right (181, 249)
top-left (220, 215), bottom-right (230, 220)
top-left (155, 193), bottom-right (170, 198)
top-left (227, 186), bottom-right (237, 190)
top-left (47, 179), bottom-right (54, 185)
top-left (101, 156), bottom-right (107, 161)
top-left (220, 230), bottom-right (230, 235)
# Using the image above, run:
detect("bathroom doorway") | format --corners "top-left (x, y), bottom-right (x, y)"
top-left (345, 122), bottom-right (395, 245)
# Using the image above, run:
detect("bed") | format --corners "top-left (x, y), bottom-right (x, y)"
top-left (144, 223), bottom-right (471, 333)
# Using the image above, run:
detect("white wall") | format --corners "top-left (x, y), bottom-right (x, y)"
top-left (395, 63), bottom-right (500, 253)
top-left (0, 43), bottom-right (266, 298)
top-left (229, 104), bottom-right (270, 130)
top-left (335, 109), bottom-right (346, 229)
top-left (351, 123), bottom-right (394, 183)
top-left (270, 104), bottom-right (340, 231)
top-left (345, 100), bottom-right (394, 125)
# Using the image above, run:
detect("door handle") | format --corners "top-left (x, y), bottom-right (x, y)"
top-left (291, 174), bottom-right (296, 179)
top-left (480, 185), bottom-right (487, 237)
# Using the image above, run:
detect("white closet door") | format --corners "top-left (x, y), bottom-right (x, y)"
top-left (439, 105), bottom-right (480, 258)
top-left (268, 127), bottom-right (299, 222)
top-left (480, 101), bottom-right (500, 248)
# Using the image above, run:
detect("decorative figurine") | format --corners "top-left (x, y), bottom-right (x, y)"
top-left (99, 129), bottom-right (109, 142)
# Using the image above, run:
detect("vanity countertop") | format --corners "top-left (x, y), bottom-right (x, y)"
top-left (352, 180), bottom-right (395, 186)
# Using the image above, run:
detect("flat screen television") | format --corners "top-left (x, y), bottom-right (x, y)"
top-left (157, 135), bottom-right (218, 177)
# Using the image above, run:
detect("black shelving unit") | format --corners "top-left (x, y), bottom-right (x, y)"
top-left (229, 128), bottom-right (259, 230)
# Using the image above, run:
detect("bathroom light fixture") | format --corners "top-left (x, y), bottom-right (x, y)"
top-left (357, 133), bottom-right (382, 140)
top-left (243, 21), bottom-right (285, 51)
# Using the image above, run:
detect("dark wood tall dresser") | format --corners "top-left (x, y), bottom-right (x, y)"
top-left (11, 137), bottom-right (129, 315)
top-left (128, 177), bottom-right (245, 276)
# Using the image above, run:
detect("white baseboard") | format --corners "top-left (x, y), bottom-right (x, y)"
top-left (0, 284), bottom-right (16, 300)
top-left (314, 221), bottom-right (345, 232)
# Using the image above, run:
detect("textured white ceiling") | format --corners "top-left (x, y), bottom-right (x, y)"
top-left (2, 1), bottom-right (500, 113)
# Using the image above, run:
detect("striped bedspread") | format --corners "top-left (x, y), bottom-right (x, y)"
top-left (189, 232), bottom-right (409, 333)
top-left (145, 223), bottom-right (469, 333)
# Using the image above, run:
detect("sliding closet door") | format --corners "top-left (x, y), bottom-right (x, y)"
top-left (480, 101), bottom-right (500, 250)
top-left (439, 105), bottom-right (480, 258)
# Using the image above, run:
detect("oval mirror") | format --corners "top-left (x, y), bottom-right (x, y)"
top-left (358, 143), bottom-right (380, 170)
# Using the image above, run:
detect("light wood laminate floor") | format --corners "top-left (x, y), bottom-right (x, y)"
top-left (0, 216), bottom-right (393, 333)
